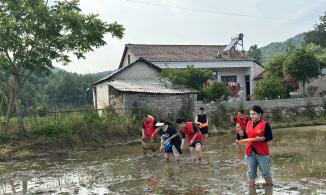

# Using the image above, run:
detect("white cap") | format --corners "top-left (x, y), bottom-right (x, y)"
top-left (155, 122), bottom-right (165, 127)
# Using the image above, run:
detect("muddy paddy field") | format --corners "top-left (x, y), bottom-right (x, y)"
top-left (0, 125), bottom-right (325, 194)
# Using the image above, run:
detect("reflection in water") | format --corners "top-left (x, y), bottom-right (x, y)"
top-left (0, 126), bottom-right (325, 194)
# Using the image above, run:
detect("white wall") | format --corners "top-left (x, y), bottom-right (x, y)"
top-left (217, 67), bottom-right (250, 100)
top-left (94, 82), bottom-right (109, 110)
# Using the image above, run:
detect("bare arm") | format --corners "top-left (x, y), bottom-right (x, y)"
top-left (195, 115), bottom-right (199, 124)
top-left (151, 128), bottom-right (159, 137)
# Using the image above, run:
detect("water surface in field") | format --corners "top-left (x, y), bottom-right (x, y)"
top-left (0, 125), bottom-right (325, 194)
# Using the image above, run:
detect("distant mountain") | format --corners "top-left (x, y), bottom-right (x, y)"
top-left (89, 70), bottom-right (114, 78)
top-left (260, 33), bottom-right (306, 64)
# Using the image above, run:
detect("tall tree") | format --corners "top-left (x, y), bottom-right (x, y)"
top-left (263, 54), bottom-right (286, 79)
top-left (305, 12), bottom-right (326, 48)
top-left (254, 77), bottom-right (287, 100)
top-left (283, 48), bottom-right (320, 96)
top-left (161, 65), bottom-right (212, 100)
top-left (248, 44), bottom-right (262, 64)
top-left (0, 0), bottom-right (125, 133)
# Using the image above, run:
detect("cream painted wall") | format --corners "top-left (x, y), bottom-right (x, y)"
top-left (95, 82), bottom-right (109, 110)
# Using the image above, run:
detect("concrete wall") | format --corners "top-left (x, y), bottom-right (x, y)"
top-left (299, 75), bottom-right (326, 96)
top-left (195, 97), bottom-right (325, 111)
top-left (115, 61), bottom-right (160, 80)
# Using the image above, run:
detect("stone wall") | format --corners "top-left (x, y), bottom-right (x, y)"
top-left (195, 96), bottom-right (326, 120)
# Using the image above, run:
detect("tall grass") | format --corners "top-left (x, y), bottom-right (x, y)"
top-left (1, 108), bottom-right (141, 147)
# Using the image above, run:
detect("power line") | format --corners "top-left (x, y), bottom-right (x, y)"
top-left (125, 0), bottom-right (319, 24)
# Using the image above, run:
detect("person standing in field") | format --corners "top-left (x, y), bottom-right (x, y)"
top-left (243, 105), bottom-right (273, 186)
top-left (195, 107), bottom-right (209, 146)
top-left (233, 110), bottom-right (248, 141)
top-left (141, 115), bottom-right (158, 155)
top-left (176, 118), bottom-right (203, 163)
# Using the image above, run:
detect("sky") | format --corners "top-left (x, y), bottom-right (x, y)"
top-left (54, 0), bottom-right (326, 74)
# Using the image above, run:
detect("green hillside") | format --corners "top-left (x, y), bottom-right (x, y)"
top-left (260, 33), bottom-right (306, 63)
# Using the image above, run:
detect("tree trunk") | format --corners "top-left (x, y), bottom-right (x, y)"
top-left (4, 77), bottom-right (26, 134)
top-left (15, 98), bottom-right (26, 134)
top-left (302, 82), bottom-right (306, 97)
top-left (4, 89), bottom-right (15, 134)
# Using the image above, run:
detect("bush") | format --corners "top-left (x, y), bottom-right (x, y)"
top-left (203, 81), bottom-right (231, 102)
top-left (36, 105), bottom-right (47, 117)
top-left (254, 77), bottom-right (287, 100)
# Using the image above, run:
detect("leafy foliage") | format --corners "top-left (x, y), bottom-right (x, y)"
top-left (203, 81), bottom-right (231, 102)
top-left (21, 69), bottom-right (111, 110)
top-left (305, 12), bottom-right (326, 48)
top-left (161, 65), bottom-right (212, 99)
top-left (248, 44), bottom-right (262, 64)
top-left (264, 54), bottom-right (287, 79)
top-left (283, 48), bottom-right (320, 91)
top-left (0, 0), bottom-right (124, 132)
top-left (254, 77), bottom-right (287, 100)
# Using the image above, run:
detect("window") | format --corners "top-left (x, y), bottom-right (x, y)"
top-left (212, 72), bottom-right (218, 80)
top-left (221, 75), bottom-right (237, 84)
top-left (128, 54), bottom-right (131, 65)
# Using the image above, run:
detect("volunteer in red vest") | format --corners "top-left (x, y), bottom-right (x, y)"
top-left (233, 110), bottom-right (248, 140)
top-left (244, 105), bottom-right (273, 186)
top-left (141, 115), bottom-right (158, 155)
top-left (176, 118), bottom-right (203, 163)
top-left (195, 107), bottom-right (209, 146)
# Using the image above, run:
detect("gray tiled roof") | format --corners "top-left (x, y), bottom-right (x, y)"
top-left (108, 79), bottom-right (198, 94)
top-left (126, 44), bottom-right (252, 62)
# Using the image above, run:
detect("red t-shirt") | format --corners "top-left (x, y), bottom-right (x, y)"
top-left (143, 116), bottom-right (157, 138)
top-left (181, 122), bottom-right (203, 144)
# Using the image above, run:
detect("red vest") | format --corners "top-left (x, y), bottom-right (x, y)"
top-left (245, 119), bottom-right (269, 156)
top-left (181, 122), bottom-right (203, 144)
top-left (143, 116), bottom-right (156, 138)
top-left (235, 115), bottom-right (248, 130)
